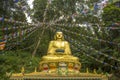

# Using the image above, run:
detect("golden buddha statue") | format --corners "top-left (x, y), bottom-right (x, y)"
top-left (10, 31), bottom-right (108, 80)
top-left (41, 31), bottom-right (79, 61)
top-left (39, 31), bottom-right (81, 73)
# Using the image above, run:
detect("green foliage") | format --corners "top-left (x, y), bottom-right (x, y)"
top-left (33, 0), bottom-right (47, 21)
top-left (0, 51), bottom-right (40, 79)
top-left (33, 0), bottom-right (99, 23)
top-left (102, 4), bottom-right (120, 27)
top-left (0, 0), bottom-right (28, 41)
top-left (0, 0), bottom-right (27, 21)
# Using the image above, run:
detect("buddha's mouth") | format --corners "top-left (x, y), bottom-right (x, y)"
top-left (58, 35), bottom-right (62, 38)
top-left (58, 35), bottom-right (61, 37)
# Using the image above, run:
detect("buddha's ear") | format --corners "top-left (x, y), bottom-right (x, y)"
top-left (54, 34), bottom-right (56, 40)
top-left (62, 32), bottom-right (65, 40)
top-left (62, 36), bottom-right (64, 40)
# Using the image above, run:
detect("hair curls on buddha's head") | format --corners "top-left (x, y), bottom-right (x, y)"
top-left (54, 31), bottom-right (64, 40)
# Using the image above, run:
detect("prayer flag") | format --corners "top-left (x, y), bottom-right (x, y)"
top-left (0, 17), bottom-right (4, 22)
top-left (14, 0), bottom-right (19, 3)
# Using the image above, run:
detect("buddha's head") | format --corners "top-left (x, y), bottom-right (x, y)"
top-left (54, 31), bottom-right (64, 40)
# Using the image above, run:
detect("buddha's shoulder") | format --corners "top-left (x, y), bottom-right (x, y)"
top-left (50, 40), bottom-right (57, 43)
top-left (49, 41), bottom-right (54, 43)
top-left (64, 41), bottom-right (69, 44)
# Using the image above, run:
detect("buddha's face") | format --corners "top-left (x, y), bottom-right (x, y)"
top-left (56, 32), bottom-right (63, 39)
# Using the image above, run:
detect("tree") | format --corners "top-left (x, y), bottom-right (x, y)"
top-left (102, 3), bottom-right (120, 27)
top-left (101, 2), bottom-right (120, 78)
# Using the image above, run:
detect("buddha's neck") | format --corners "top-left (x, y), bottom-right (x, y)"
top-left (56, 39), bottom-right (62, 41)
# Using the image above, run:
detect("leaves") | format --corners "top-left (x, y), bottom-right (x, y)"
top-left (102, 4), bottom-right (120, 27)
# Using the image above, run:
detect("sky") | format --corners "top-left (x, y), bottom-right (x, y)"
top-left (26, 0), bottom-right (34, 23)
top-left (27, 0), bottom-right (34, 9)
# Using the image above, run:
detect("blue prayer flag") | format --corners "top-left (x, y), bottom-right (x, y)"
top-left (94, 3), bottom-right (98, 11)
top-left (14, 0), bottom-right (19, 3)
top-left (0, 17), bottom-right (4, 22)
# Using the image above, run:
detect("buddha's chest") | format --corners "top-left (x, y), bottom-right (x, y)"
top-left (53, 41), bottom-right (65, 48)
